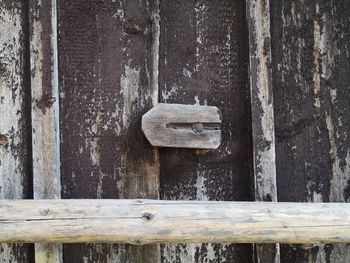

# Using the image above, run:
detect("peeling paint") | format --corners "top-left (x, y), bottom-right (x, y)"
top-left (327, 114), bottom-right (350, 203)
top-left (272, 1), bottom-right (350, 261)
top-left (248, 0), bottom-right (277, 203)
top-left (195, 171), bottom-right (208, 201)
top-left (120, 65), bottom-right (140, 129)
top-left (59, 0), bottom-right (160, 261)
top-left (0, 8), bottom-right (25, 200)
top-left (248, 0), bottom-right (279, 261)
top-left (161, 84), bottom-right (178, 102)
top-left (0, 2), bottom-right (33, 262)
top-left (313, 17), bottom-right (321, 108)
top-left (182, 68), bottom-right (192, 78)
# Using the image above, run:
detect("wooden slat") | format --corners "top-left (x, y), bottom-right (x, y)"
top-left (0, 1), bottom-right (34, 262)
top-left (29, 0), bottom-right (62, 262)
top-left (1, 200), bottom-right (350, 244)
top-left (246, 0), bottom-right (279, 262)
top-left (58, 0), bottom-right (160, 262)
top-left (270, 1), bottom-right (350, 262)
top-left (158, 0), bottom-right (253, 262)
top-left (142, 103), bottom-right (221, 149)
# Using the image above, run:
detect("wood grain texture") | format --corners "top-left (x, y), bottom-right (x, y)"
top-left (142, 103), bottom-right (221, 149)
top-left (271, 0), bottom-right (350, 262)
top-left (0, 1), bottom-right (34, 262)
top-left (2, 200), bottom-right (350, 244)
top-left (29, 0), bottom-right (62, 261)
top-left (158, 0), bottom-right (253, 262)
top-left (246, 0), bottom-right (279, 262)
top-left (58, 0), bottom-right (160, 262)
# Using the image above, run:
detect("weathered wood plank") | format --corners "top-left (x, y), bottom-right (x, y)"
top-left (271, 0), bottom-right (350, 262)
top-left (2, 200), bottom-right (350, 244)
top-left (158, 0), bottom-right (253, 262)
top-left (58, 0), bottom-right (160, 262)
top-left (29, 0), bottom-right (62, 261)
top-left (0, 1), bottom-right (34, 262)
top-left (142, 103), bottom-right (221, 149)
top-left (246, 0), bottom-right (279, 262)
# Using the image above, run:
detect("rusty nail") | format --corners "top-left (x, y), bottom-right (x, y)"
top-left (192, 123), bottom-right (204, 133)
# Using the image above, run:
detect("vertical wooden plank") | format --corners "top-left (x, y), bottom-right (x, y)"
top-left (271, 0), bottom-right (350, 262)
top-left (29, 0), bottom-right (62, 262)
top-left (246, 1), bottom-right (279, 263)
top-left (159, 0), bottom-right (253, 262)
top-left (58, 0), bottom-right (160, 262)
top-left (0, 1), bottom-right (34, 262)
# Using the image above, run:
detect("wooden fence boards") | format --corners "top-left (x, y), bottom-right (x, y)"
top-left (1, 0), bottom-right (350, 262)
top-left (271, 0), bottom-right (350, 262)
top-left (29, 0), bottom-right (62, 261)
top-left (158, 1), bottom-right (253, 262)
top-left (58, 0), bottom-right (159, 262)
top-left (246, 0), bottom-right (279, 262)
top-left (0, 1), bottom-right (34, 262)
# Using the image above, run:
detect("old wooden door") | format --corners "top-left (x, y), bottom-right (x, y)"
top-left (1, 0), bottom-right (350, 262)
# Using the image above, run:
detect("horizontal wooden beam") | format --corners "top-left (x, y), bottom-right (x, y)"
top-left (1, 199), bottom-right (349, 244)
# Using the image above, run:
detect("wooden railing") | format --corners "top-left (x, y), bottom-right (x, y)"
top-left (1, 199), bottom-right (349, 244)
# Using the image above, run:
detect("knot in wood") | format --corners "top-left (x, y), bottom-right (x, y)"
top-left (142, 212), bottom-right (154, 221)
top-left (192, 122), bottom-right (204, 133)
top-left (40, 208), bottom-right (50, 216)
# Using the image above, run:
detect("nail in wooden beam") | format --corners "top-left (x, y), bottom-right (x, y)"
top-left (246, 0), bottom-right (280, 262)
top-left (29, 0), bottom-right (62, 261)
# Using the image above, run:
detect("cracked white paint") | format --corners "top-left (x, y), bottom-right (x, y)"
top-left (82, 244), bottom-right (125, 263)
top-left (182, 68), bottom-right (192, 78)
top-left (329, 244), bottom-right (350, 263)
top-left (315, 244), bottom-right (327, 263)
top-left (0, 6), bottom-right (28, 262)
top-left (327, 114), bottom-right (350, 203)
top-left (161, 84), bottom-right (178, 102)
top-left (248, 0), bottom-right (277, 203)
top-left (162, 168), bottom-right (217, 262)
top-left (0, 6), bottom-right (24, 200)
top-left (163, 243), bottom-right (230, 263)
top-left (194, 2), bottom-right (206, 72)
top-left (194, 95), bottom-right (200, 105)
top-left (313, 12), bottom-right (321, 108)
top-left (112, 9), bottom-right (124, 20)
top-left (291, 2), bottom-right (349, 260)
top-left (248, 1), bottom-right (279, 262)
top-left (31, 0), bottom-right (61, 200)
top-left (30, 0), bottom-right (62, 260)
top-left (120, 65), bottom-right (140, 129)
top-left (195, 171), bottom-right (208, 201)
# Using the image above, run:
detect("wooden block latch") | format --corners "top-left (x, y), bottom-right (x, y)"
top-left (142, 103), bottom-right (221, 149)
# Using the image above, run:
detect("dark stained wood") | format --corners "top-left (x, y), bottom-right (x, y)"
top-left (0, 1), bottom-right (34, 262)
top-left (158, 0), bottom-right (253, 262)
top-left (58, 0), bottom-right (160, 262)
top-left (271, 0), bottom-right (350, 262)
